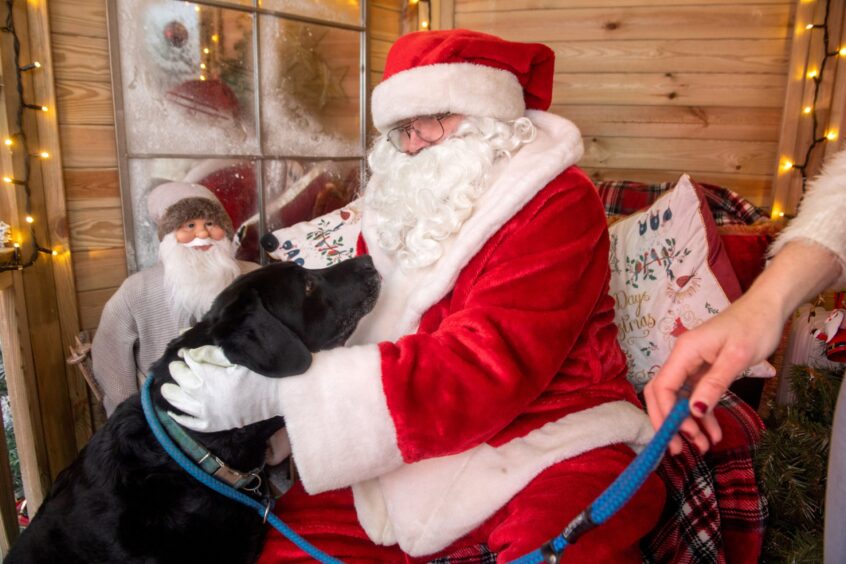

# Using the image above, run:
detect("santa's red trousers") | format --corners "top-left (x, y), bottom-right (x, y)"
top-left (257, 444), bottom-right (665, 563)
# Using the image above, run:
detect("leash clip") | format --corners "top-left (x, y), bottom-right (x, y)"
top-left (539, 542), bottom-right (561, 564)
top-left (262, 497), bottom-right (273, 523)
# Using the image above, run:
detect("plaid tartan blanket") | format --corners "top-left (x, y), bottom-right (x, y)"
top-left (596, 180), bottom-right (767, 226)
top-left (432, 392), bottom-right (766, 564)
top-left (641, 391), bottom-right (767, 564)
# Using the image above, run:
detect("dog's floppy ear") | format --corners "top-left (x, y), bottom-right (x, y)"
top-left (210, 288), bottom-right (311, 377)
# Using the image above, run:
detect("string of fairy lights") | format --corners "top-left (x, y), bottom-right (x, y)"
top-left (0, 0), bottom-right (56, 271)
top-left (188, 2), bottom-right (221, 82)
top-left (782, 0), bottom-right (844, 193)
top-left (408, 0), bottom-right (431, 30)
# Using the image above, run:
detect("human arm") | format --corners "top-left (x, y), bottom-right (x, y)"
top-left (91, 286), bottom-right (142, 416)
top-left (645, 148), bottom-right (846, 455)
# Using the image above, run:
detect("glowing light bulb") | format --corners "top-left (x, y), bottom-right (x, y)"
top-left (212, 34), bottom-right (219, 43)
top-left (51, 249), bottom-right (58, 256)
top-left (25, 215), bottom-right (33, 223)
top-left (827, 131), bottom-right (838, 141)
top-left (203, 47), bottom-right (210, 54)
top-left (421, 20), bottom-right (429, 28)
top-left (4, 138), bottom-right (12, 146)
top-left (200, 63), bottom-right (206, 70)
top-left (803, 106), bottom-right (812, 114)
top-left (783, 160), bottom-right (794, 171)
top-left (200, 75), bottom-right (206, 81)
top-left (808, 70), bottom-right (818, 79)
top-left (806, 23), bottom-right (815, 30)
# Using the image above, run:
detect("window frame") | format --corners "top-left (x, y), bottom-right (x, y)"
top-left (106, 0), bottom-right (370, 272)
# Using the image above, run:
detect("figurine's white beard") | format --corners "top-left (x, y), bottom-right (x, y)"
top-left (159, 233), bottom-right (241, 320)
top-left (364, 116), bottom-right (535, 270)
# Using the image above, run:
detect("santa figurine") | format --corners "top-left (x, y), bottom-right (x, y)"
top-left (163, 29), bottom-right (664, 562)
top-left (92, 182), bottom-right (259, 415)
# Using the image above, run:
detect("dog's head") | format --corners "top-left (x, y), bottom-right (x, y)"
top-left (203, 255), bottom-right (380, 377)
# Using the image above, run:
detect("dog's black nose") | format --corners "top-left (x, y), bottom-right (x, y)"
top-left (261, 232), bottom-right (280, 253)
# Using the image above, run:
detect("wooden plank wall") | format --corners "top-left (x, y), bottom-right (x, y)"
top-left (48, 0), bottom-right (402, 336)
top-left (771, 1), bottom-right (846, 217)
top-left (453, 0), bottom-right (797, 208)
top-left (372, 0), bottom-right (403, 88)
top-left (49, 0), bottom-right (122, 335)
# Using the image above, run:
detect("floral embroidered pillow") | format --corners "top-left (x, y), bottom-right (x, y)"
top-left (608, 175), bottom-right (775, 391)
top-left (266, 199), bottom-right (362, 268)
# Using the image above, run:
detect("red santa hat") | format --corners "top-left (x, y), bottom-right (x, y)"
top-left (147, 181), bottom-right (234, 240)
top-left (371, 29), bottom-right (555, 133)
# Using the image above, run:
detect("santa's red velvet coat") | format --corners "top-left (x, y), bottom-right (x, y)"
top-left (271, 111), bottom-right (656, 557)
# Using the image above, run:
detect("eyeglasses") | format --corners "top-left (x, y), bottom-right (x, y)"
top-left (387, 114), bottom-right (453, 153)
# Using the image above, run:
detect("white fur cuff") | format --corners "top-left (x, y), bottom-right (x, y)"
top-left (277, 345), bottom-right (404, 493)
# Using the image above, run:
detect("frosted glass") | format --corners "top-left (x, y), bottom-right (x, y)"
top-left (118, 0), bottom-right (258, 155)
top-left (263, 159), bottom-right (360, 235)
top-left (260, 0), bottom-right (361, 26)
top-left (259, 16), bottom-right (362, 157)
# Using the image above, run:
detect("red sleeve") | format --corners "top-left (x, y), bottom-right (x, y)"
top-left (379, 168), bottom-right (616, 462)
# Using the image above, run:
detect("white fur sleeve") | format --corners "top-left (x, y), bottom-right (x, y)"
top-left (275, 344), bottom-right (404, 494)
top-left (769, 148), bottom-right (846, 289)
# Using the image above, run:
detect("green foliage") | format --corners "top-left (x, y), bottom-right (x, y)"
top-left (0, 349), bottom-right (23, 498)
top-left (755, 365), bottom-right (844, 563)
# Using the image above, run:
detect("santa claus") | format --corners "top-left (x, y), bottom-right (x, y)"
top-left (92, 182), bottom-right (258, 415)
top-left (163, 30), bottom-right (665, 562)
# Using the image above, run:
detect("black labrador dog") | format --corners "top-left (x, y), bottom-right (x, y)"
top-left (6, 256), bottom-right (379, 564)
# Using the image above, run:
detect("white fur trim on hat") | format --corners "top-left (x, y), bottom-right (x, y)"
top-left (371, 63), bottom-right (525, 132)
top-left (277, 344), bottom-right (404, 494)
top-left (147, 181), bottom-right (222, 225)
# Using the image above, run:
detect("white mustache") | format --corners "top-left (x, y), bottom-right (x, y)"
top-left (182, 238), bottom-right (215, 248)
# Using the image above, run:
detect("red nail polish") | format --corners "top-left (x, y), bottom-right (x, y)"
top-left (693, 401), bottom-right (708, 415)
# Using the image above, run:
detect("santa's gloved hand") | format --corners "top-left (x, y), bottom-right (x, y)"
top-left (161, 345), bottom-right (288, 432)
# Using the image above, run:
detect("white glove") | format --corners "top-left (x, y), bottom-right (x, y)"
top-left (160, 345), bottom-right (288, 432)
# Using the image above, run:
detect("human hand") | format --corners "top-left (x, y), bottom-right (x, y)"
top-left (161, 345), bottom-right (288, 432)
top-left (644, 291), bottom-right (786, 455)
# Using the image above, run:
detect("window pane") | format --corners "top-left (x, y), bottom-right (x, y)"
top-left (118, 0), bottom-right (259, 155)
top-left (260, 16), bottom-right (362, 157)
top-left (128, 158), bottom-right (260, 270)
top-left (263, 159), bottom-right (360, 239)
top-left (260, 0), bottom-right (361, 26)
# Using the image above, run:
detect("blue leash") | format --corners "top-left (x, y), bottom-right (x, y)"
top-left (140, 375), bottom-right (342, 564)
top-left (142, 374), bottom-right (688, 564)
top-left (509, 397), bottom-right (691, 564)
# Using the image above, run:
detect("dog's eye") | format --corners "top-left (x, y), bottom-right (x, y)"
top-left (304, 278), bottom-right (317, 296)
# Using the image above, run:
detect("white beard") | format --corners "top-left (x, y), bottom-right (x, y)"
top-left (159, 233), bottom-right (242, 321)
top-left (363, 116), bottom-right (535, 270)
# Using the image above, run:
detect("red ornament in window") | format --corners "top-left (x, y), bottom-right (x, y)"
top-left (163, 21), bottom-right (189, 48)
